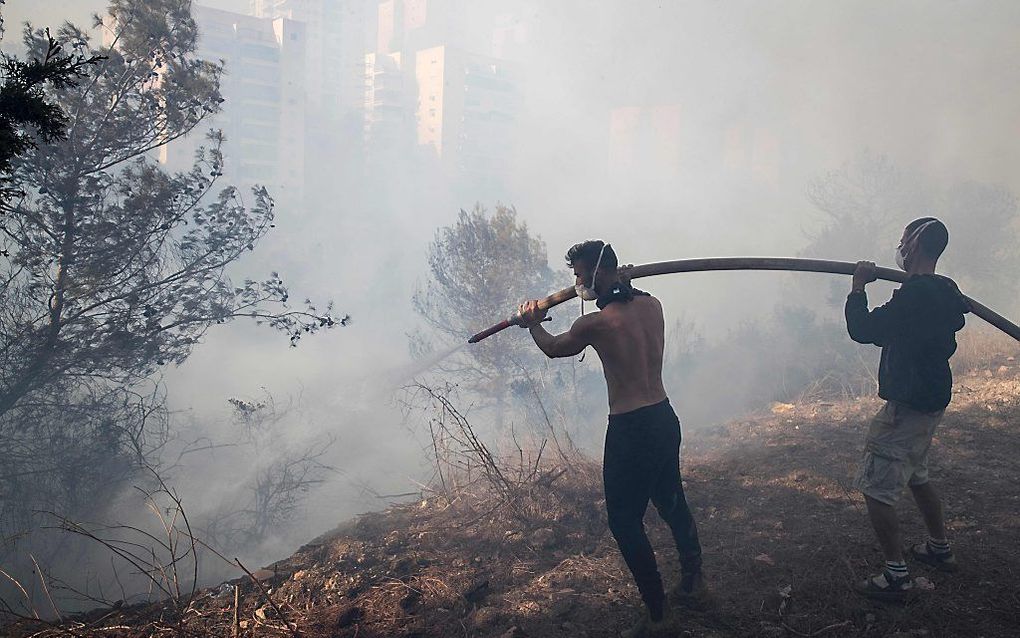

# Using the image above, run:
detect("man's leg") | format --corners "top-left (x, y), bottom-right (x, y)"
top-left (901, 411), bottom-right (957, 571)
top-left (905, 415), bottom-right (947, 542)
top-left (607, 502), bottom-right (665, 620)
top-left (864, 494), bottom-right (903, 563)
top-left (651, 458), bottom-right (702, 573)
top-left (854, 494), bottom-right (915, 597)
top-left (652, 473), bottom-right (707, 603)
top-left (907, 480), bottom-right (957, 570)
top-left (909, 481), bottom-right (947, 541)
top-left (604, 424), bottom-right (666, 621)
top-left (649, 408), bottom-right (704, 605)
top-left (854, 403), bottom-right (914, 597)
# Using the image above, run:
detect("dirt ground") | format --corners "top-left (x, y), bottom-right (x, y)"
top-left (7, 363), bottom-right (1020, 638)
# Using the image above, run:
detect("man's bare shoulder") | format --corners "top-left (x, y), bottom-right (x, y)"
top-left (629, 294), bottom-right (664, 325)
top-left (632, 293), bottom-right (663, 312)
top-left (570, 311), bottom-right (603, 334)
top-left (592, 295), bottom-right (662, 326)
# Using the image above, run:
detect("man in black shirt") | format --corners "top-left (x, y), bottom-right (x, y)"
top-left (845, 217), bottom-right (969, 600)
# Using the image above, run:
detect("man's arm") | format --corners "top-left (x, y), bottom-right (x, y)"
top-left (844, 261), bottom-right (913, 345)
top-left (528, 316), bottom-right (594, 358)
top-left (518, 300), bottom-right (596, 358)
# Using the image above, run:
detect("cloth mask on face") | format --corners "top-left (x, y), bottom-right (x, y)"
top-left (575, 243), bottom-right (608, 301)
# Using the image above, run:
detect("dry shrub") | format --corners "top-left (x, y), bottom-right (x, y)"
top-left (401, 382), bottom-right (593, 532)
top-left (952, 323), bottom-right (1020, 375)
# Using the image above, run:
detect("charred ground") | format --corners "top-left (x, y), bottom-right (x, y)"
top-left (6, 360), bottom-right (1020, 638)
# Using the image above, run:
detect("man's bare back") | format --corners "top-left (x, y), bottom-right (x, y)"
top-left (517, 280), bottom-right (667, 413)
top-left (585, 294), bottom-right (667, 414)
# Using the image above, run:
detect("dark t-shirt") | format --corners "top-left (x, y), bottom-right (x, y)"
top-left (845, 274), bottom-right (970, 412)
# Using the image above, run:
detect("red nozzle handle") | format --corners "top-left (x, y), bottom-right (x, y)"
top-left (468, 317), bottom-right (516, 343)
top-left (467, 313), bottom-right (554, 344)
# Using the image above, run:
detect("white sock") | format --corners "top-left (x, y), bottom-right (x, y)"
top-left (881, 560), bottom-right (910, 585)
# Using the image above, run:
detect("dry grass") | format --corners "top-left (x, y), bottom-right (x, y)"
top-left (952, 323), bottom-right (1020, 375)
top-left (5, 363), bottom-right (1020, 638)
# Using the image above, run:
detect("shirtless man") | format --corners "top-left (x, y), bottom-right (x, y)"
top-left (518, 240), bottom-right (703, 637)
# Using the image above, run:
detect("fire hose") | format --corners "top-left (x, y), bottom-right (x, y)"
top-left (467, 257), bottom-right (1020, 344)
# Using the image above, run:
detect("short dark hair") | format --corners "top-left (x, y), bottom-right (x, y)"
top-left (905, 217), bottom-right (949, 259)
top-left (566, 240), bottom-right (618, 272)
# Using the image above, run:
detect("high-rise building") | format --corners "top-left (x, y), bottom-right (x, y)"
top-left (251, 1), bottom-right (367, 124)
top-left (251, 1), bottom-right (371, 197)
top-left (364, 1), bottom-right (519, 193)
top-left (415, 45), bottom-right (516, 183)
top-left (160, 5), bottom-right (307, 205)
top-left (363, 50), bottom-right (413, 169)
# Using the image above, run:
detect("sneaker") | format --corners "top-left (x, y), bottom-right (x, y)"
top-left (908, 541), bottom-right (959, 573)
top-left (853, 569), bottom-right (917, 602)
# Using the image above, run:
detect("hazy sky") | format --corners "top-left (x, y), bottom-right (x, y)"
top-left (6, 1), bottom-right (1019, 385)
top-left (3, 0), bottom-right (247, 30)
top-left (5, 0), bottom-right (1020, 585)
top-left (8, 0), bottom-right (1020, 435)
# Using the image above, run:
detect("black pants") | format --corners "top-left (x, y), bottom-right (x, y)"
top-left (603, 398), bottom-right (702, 618)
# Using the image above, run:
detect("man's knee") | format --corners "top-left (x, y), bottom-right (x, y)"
top-left (863, 493), bottom-right (896, 510)
top-left (909, 480), bottom-right (941, 504)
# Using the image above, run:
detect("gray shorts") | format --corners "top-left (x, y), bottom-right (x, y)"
top-left (854, 401), bottom-right (943, 506)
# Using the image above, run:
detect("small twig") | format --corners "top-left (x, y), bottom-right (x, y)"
top-left (234, 557), bottom-right (298, 638)
top-left (373, 491), bottom-right (421, 499)
top-left (0, 565), bottom-right (39, 619)
top-left (778, 587), bottom-right (853, 638)
top-left (233, 584), bottom-right (240, 638)
top-left (143, 466), bottom-right (201, 601)
top-left (29, 554), bottom-right (62, 622)
top-left (781, 619), bottom-right (853, 637)
top-left (535, 467), bottom-right (567, 489)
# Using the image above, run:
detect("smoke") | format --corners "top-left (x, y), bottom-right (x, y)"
top-left (3, 0), bottom-right (1020, 610)
top-left (378, 343), bottom-right (468, 390)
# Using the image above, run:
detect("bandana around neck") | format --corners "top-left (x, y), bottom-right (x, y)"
top-left (596, 282), bottom-right (649, 309)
